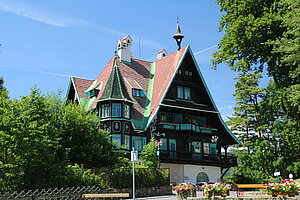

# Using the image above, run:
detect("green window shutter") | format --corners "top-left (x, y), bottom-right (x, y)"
top-left (210, 143), bottom-right (217, 154)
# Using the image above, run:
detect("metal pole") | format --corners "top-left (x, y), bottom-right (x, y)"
top-left (132, 147), bottom-right (135, 200)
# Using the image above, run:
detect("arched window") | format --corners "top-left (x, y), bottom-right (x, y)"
top-left (196, 172), bottom-right (209, 183)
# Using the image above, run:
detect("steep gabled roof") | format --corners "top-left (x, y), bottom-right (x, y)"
top-left (66, 45), bottom-right (240, 144)
top-left (67, 77), bottom-right (93, 103)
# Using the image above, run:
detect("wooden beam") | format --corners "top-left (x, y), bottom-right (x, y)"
top-left (160, 103), bottom-right (219, 114)
top-left (82, 193), bottom-right (130, 198)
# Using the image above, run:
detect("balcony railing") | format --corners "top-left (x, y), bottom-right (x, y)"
top-left (159, 150), bottom-right (237, 167)
top-left (157, 122), bottom-right (217, 134)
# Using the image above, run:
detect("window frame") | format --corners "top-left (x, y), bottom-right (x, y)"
top-left (101, 104), bottom-right (110, 118)
top-left (124, 104), bottom-right (130, 119)
top-left (111, 103), bottom-right (122, 117)
top-left (177, 86), bottom-right (191, 100)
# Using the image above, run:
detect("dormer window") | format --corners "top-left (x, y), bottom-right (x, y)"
top-left (132, 88), bottom-right (145, 98)
top-left (177, 86), bottom-right (191, 100)
top-left (86, 89), bottom-right (96, 97)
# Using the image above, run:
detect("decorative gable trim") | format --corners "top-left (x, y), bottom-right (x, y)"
top-left (188, 46), bottom-right (241, 144)
top-left (145, 46), bottom-right (190, 130)
top-left (144, 46), bottom-right (240, 144)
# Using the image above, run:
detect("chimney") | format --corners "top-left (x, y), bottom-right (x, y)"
top-left (157, 49), bottom-right (167, 60)
top-left (117, 35), bottom-right (132, 63)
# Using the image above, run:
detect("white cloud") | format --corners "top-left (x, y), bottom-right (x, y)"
top-left (0, 0), bottom-right (89, 27)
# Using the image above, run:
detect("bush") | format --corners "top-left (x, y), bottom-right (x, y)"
top-left (64, 164), bottom-right (104, 187)
top-left (100, 167), bottom-right (170, 189)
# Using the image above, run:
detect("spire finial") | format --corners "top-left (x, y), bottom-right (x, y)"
top-left (173, 17), bottom-right (184, 50)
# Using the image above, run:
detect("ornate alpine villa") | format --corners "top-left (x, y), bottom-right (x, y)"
top-left (66, 22), bottom-right (240, 184)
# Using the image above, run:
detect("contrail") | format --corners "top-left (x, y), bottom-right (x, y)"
top-left (194, 45), bottom-right (217, 55)
top-left (0, 64), bottom-right (88, 79)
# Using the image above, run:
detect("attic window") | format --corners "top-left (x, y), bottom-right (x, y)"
top-left (86, 89), bottom-right (95, 97)
top-left (86, 89), bottom-right (99, 98)
top-left (132, 88), bottom-right (145, 98)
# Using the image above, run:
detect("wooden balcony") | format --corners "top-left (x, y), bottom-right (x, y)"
top-left (159, 150), bottom-right (237, 168)
top-left (157, 122), bottom-right (217, 134)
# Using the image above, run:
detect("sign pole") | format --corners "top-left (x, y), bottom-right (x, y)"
top-left (131, 147), bottom-right (136, 200)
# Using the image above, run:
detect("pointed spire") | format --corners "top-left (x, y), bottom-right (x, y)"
top-left (99, 57), bottom-right (132, 101)
top-left (173, 16), bottom-right (184, 50)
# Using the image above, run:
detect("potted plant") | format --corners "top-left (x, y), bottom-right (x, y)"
top-left (262, 179), bottom-right (300, 197)
top-left (201, 183), bottom-right (232, 197)
top-left (280, 179), bottom-right (300, 197)
top-left (174, 183), bottom-right (196, 200)
top-left (262, 182), bottom-right (283, 197)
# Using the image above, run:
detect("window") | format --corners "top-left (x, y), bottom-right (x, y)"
top-left (132, 136), bottom-right (147, 151)
top-left (160, 112), bottom-right (168, 121)
top-left (101, 104), bottom-right (110, 117)
top-left (86, 90), bottom-right (95, 97)
top-left (124, 104), bottom-right (130, 118)
top-left (132, 89), bottom-right (145, 97)
top-left (124, 135), bottom-right (130, 149)
top-left (203, 143), bottom-right (210, 154)
top-left (177, 86), bottom-right (184, 99)
top-left (174, 113), bottom-right (183, 123)
top-left (203, 143), bottom-right (217, 154)
top-left (192, 141), bottom-right (202, 153)
top-left (177, 86), bottom-right (191, 100)
top-left (112, 134), bottom-right (122, 147)
top-left (210, 143), bottom-right (217, 154)
top-left (112, 103), bottom-right (122, 117)
top-left (184, 87), bottom-right (191, 99)
top-left (159, 138), bottom-right (167, 150)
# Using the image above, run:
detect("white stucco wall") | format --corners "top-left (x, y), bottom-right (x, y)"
top-left (160, 163), bottom-right (221, 184)
top-left (160, 163), bottom-right (184, 183)
top-left (184, 164), bottom-right (221, 183)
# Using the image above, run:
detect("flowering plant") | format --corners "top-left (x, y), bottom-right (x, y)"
top-left (174, 183), bottom-right (196, 200)
top-left (174, 183), bottom-right (195, 193)
top-left (201, 183), bottom-right (232, 196)
top-left (262, 179), bottom-right (300, 196)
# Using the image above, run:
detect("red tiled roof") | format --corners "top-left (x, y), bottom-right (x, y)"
top-left (149, 47), bottom-right (187, 119)
top-left (70, 46), bottom-right (187, 126)
top-left (71, 77), bottom-right (93, 99)
top-left (157, 49), bottom-right (165, 54)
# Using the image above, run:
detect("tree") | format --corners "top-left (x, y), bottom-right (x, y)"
top-left (59, 102), bottom-right (121, 168)
top-left (0, 77), bottom-right (4, 89)
top-left (212, 0), bottom-right (300, 120)
top-left (0, 87), bottom-right (123, 191)
top-left (227, 72), bottom-right (264, 149)
top-left (140, 139), bottom-right (160, 168)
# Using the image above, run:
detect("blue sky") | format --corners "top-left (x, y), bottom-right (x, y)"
top-left (0, 0), bottom-right (242, 119)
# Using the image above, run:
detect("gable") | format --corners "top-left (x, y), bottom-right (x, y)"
top-left (146, 46), bottom-right (240, 145)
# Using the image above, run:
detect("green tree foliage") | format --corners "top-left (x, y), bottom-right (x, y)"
top-left (60, 103), bottom-right (121, 168)
top-left (212, 0), bottom-right (300, 120)
top-left (0, 87), bottom-right (121, 191)
top-left (226, 79), bottom-right (300, 183)
top-left (227, 72), bottom-right (264, 150)
top-left (140, 139), bottom-right (160, 168)
top-left (213, 0), bottom-right (300, 183)
top-left (0, 77), bottom-right (4, 89)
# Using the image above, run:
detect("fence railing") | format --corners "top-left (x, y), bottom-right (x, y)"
top-left (0, 186), bottom-right (101, 200)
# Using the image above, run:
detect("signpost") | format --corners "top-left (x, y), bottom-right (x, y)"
top-left (131, 148), bottom-right (138, 200)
